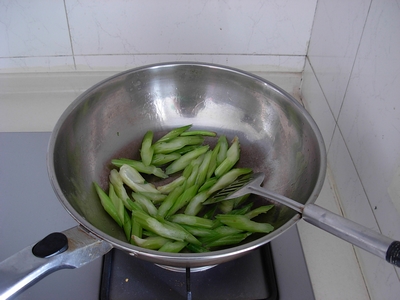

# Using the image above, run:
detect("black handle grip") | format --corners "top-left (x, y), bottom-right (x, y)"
top-left (386, 241), bottom-right (400, 267)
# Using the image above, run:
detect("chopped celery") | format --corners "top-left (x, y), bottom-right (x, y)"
top-left (153, 136), bottom-right (204, 154)
top-left (132, 235), bottom-right (170, 250)
top-left (131, 192), bottom-right (158, 216)
top-left (140, 130), bottom-right (154, 166)
top-left (157, 175), bottom-right (186, 194)
top-left (207, 168), bottom-right (252, 195)
top-left (156, 124), bottom-right (192, 143)
top-left (168, 214), bottom-right (215, 229)
top-left (166, 145), bottom-right (209, 175)
top-left (214, 136), bottom-right (240, 177)
top-left (180, 130), bottom-right (217, 137)
top-left (112, 159), bottom-right (167, 179)
top-left (215, 215), bottom-right (274, 233)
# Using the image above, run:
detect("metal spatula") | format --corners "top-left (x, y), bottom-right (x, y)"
top-left (203, 172), bottom-right (400, 267)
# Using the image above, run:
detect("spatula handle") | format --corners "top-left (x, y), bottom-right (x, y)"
top-left (302, 203), bottom-right (400, 267)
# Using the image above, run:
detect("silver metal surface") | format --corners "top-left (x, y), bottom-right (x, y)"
top-left (46, 62), bottom-right (326, 268)
top-left (0, 226), bottom-right (112, 300)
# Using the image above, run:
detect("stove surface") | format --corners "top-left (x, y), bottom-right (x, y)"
top-left (0, 132), bottom-right (315, 300)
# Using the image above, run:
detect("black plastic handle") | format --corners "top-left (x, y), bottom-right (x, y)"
top-left (386, 241), bottom-right (400, 267)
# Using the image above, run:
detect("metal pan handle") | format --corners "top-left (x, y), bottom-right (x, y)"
top-left (303, 203), bottom-right (400, 267)
top-left (0, 226), bottom-right (112, 300)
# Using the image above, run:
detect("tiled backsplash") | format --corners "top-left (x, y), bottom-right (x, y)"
top-left (302, 0), bottom-right (400, 298)
top-left (0, 0), bottom-right (317, 73)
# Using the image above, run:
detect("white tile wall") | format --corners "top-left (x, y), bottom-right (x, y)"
top-left (0, 0), bottom-right (317, 73)
top-left (303, 0), bottom-right (400, 298)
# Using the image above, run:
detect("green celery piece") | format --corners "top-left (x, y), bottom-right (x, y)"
top-left (198, 177), bottom-right (217, 193)
top-left (151, 152), bottom-right (181, 167)
top-left (119, 165), bottom-right (160, 194)
top-left (207, 168), bottom-right (252, 195)
top-left (131, 214), bottom-right (142, 241)
top-left (174, 145), bottom-right (199, 155)
top-left (138, 192), bottom-right (167, 203)
top-left (157, 183), bottom-right (186, 218)
top-left (131, 192), bottom-right (158, 216)
top-left (132, 210), bottom-right (193, 243)
top-left (216, 214), bottom-right (274, 233)
top-left (123, 209), bottom-right (132, 242)
top-left (184, 189), bottom-right (209, 216)
top-left (112, 159), bottom-right (168, 179)
top-left (180, 130), bottom-right (217, 137)
top-left (205, 232), bottom-right (252, 248)
top-left (233, 194), bottom-right (250, 208)
top-left (214, 225), bottom-right (244, 235)
top-left (119, 164), bottom-right (146, 184)
top-left (185, 243), bottom-right (209, 253)
top-left (216, 135), bottom-right (229, 166)
top-left (108, 184), bottom-right (125, 226)
top-left (180, 224), bottom-right (218, 237)
top-left (93, 182), bottom-right (122, 227)
top-left (244, 205), bottom-right (274, 219)
top-left (132, 235), bottom-right (170, 250)
top-left (140, 130), bottom-right (154, 166)
top-left (153, 136), bottom-right (204, 154)
top-left (156, 124), bottom-right (192, 143)
top-left (166, 145), bottom-right (209, 175)
top-left (207, 142), bottom-right (221, 179)
top-left (166, 184), bottom-right (199, 217)
top-left (168, 214), bottom-right (215, 229)
top-left (158, 240), bottom-right (188, 253)
top-left (228, 202), bottom-right (254, 215)
top-left (157, 176), bottom-right (186, 194)
top-left (214, 136), bottom-right (240, 178)
top-left (195, 150), bottom-right (212, 187)
top-left (218, 199), bottom-right (234, 214)
top-left (109, 169), bottom-right (131, 208)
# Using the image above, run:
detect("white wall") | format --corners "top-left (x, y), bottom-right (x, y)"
top-left (0, 0), bottom-right (316, 73)
top-left (302, 0), bottom-right (400, 298)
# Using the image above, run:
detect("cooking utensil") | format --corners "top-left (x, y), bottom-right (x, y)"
top-left (204, 172), bottom-right (400, 267)
top-left (0, 61), bottom-right (354, 298)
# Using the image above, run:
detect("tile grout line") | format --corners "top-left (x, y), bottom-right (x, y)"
top-left (63, 0), bottom-right (76, 70)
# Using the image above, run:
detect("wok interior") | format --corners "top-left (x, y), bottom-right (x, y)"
top-left (50, 63), bottom-right (325, 265)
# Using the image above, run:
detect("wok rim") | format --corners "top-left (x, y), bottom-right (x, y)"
top-left (47, 62), bottom-right (327, 265)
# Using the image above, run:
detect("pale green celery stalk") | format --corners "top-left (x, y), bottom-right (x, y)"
top-left (214, 136), bottom-right (240, 178)
top-left (216, 215), bottom-right (274, 233)
top-left (168, 214), bottom-right (215, 229)
top-left (112, 159), bottom-right (167, 179)
top-left (198, 177), bottom-right (217, 192)
top-left (185, 153), bottom-right (203, 187)
top-left (151, 152), bottom-right (181, 167)
top-left (207, 142), bottom-right (220, 179)
top-left (157, 176), bottom-right (186, 194)
top-left (108, 184), bottom-right (125, 226)
top-left (166, 184), bottom-right (198, 217)
top-left (205, 233), bottom-right (252, 248)
top-left (131, 215), bottom-right (142, 240)
top-left (233, 194), bottom-right (250, 208)
top-left (207, 168), bottom-right (252, 195)
top-left (174, 145), bottom-right (198, 155)
top-left (132, 210), bottom-right (200, 244)
top-left (180, 224), bottom-right (218, 237)
top-left (140, 130), bottom-right (154, 166)
top-left (214, 225), bottom-right (243, 235)
top-left (186, 164), bottom-right (199, 188)
top-left (138, 192), bottom-right (167, 203)
top-left (218, 199), bottom-right (234, 214)
top-left (131, 192), bottom-right (158, 217)
top-left (195, 150), bottom-right (212, 187)
top-left (119, 164), bottom-right (146, 184)
top-left (93, 182), bottom-right (122, 227)
top-left (131, 235), bottom-right (170, 250)
top-left (123, 209), bottom-right (132, 242)
top-left (185, 243), bottom-right (209, 253)
top-left (109, 169), bottom-right (131, 209)
top-left (244, 205), bottom-right (274, 219)
top-left (160, 219), bottom-right (200, 246)
top-left (182, 162), bottom-right (193, 178)
top-left (156, 124), bottom-right (192, 143)
top-left (157, 183), bottom-right (186, 218)
top-left (153, 136), bottom-right (204, 154)
top-left (166, 145), bottom-right (209, 175)
top-left (180, 130), bottom-right (216, 137)
top-left (216, 135), bottom-right (228, 166)
top-left (119, 165), bottom-right (160, 194)
top-left (184, 189), bottom-right (209, 216)
top-left (228, 202), bottom-right (253, 215)
top-left (158, 240), bottom-right (188, 253)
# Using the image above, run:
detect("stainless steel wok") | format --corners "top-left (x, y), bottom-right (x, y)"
top-left (0, 62), bottom-right (398, 299)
